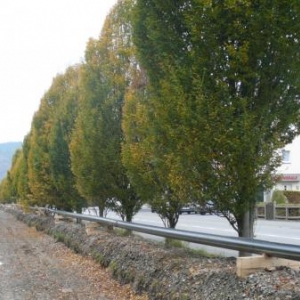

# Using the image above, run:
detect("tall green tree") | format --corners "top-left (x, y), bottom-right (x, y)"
top-left (0, 177), bottom-right (12, 203)
top-left (0, 136), bottom-right (31, 205)
top-left (0, 169), bottom-right (16, 203)
top-left (47, 66), bottom-right (86, 212)
top-left (7, 149), bottom-right (27, 204)
top-left (122, 69), bottom-right (185, 229)
top-left (27, 66), bottom-right (85, 211)
top-left (70, 0), bottom-right (141, 220)
top-left (14, 135), bottom-right (32, 205)
top-left (27, 101), bottom-right (55, 207)
top-left (133, 0), bottom-right (300, 240)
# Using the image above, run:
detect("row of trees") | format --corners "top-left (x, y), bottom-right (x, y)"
top-left (0, 0), bottom-right (142, 222)
top-left (1, 0), bottom-right (300, 242)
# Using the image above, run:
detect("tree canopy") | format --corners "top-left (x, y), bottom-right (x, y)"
top-left (70, 0), bottom-right (141, 219)
top-left (1, 0), bottom-right (300, 243)
top-left (133, 0), bottom-right (300, 238)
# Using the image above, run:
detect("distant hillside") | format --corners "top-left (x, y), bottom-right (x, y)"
top-left (0, 142), bottom-right (22, 181)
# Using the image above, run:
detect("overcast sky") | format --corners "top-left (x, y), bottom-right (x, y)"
top-left (0, 0), bottom-right (118, 144)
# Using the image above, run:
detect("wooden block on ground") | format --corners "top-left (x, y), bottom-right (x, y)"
top-left (54, 214), bottom-right (73, 224)
top-left (237, 254), bottom-right (300, 277)
top-left (85, 222), bottom-right (102, 236)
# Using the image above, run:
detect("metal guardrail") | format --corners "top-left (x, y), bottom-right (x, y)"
top-left (49, 209), bottom-right (300, 261)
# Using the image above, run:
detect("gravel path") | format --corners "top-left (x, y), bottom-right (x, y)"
top-left (0, 210), bottom-right (147, 300)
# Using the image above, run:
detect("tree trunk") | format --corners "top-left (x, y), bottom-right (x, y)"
top-left (238, 208), bottom-right (255, 257)
top-left (99, 207), bottom-right (104, 217)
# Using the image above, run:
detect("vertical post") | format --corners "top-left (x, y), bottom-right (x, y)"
top-left (265, 202), bottom-right (274, 220)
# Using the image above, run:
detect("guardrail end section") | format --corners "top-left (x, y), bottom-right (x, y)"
top-left (236, 254), bottom-right (300, 277)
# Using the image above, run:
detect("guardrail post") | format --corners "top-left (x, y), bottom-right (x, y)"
top-left (265, 202), bottom-right (274, 220)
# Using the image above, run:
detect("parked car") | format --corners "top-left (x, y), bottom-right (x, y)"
top-left (179, 204), bottom-right (196, 214)
top-left (205, 200), bottom-right (215, 214)
top-left (151, 202), bottom-right (210, 215)
top-left (179, 203), bottom-right (207, 215)
top-left (180, 201), bottom-right (219, 215)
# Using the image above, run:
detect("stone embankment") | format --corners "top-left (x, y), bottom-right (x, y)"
top-left (2, 205), bottom-right (300, 300)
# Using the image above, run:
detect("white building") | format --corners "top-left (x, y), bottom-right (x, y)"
top-left (264, 135), bottom-right (300, 202)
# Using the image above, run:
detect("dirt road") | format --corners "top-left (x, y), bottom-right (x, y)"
top-left (0, 210), bottom-right (146, 300)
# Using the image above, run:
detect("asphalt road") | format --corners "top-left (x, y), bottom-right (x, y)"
top-left (107, 207), bottom-right (300, 257)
